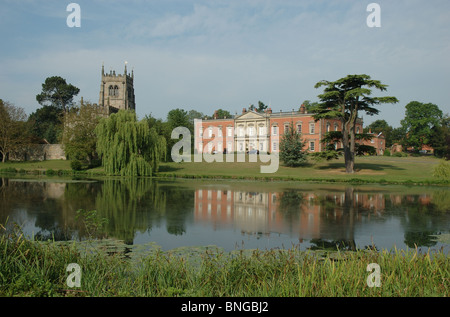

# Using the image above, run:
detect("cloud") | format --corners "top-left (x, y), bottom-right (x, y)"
top-left (0, 0), bottom-right (449, 127)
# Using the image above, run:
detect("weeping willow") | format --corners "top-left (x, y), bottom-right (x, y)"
top-left (95, 110), bottom-right (166, 176)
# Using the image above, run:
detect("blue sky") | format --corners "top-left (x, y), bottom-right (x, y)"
top-left (1, 0), bottom-right (449, 127)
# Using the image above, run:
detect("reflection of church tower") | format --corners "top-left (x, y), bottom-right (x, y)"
top-left (98, 62), bottom-right (136, 115)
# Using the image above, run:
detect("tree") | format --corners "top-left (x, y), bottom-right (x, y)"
top-left (28, 105), bottom-right (63, 144)
top-left (279, 122), bottom-right (307, 167)
top-left (0, 100), bottom-right (30, 162)
top-left (214, 109), bottom-right (232, 119)
top-left (62, 102), bottom-right (103, 169)
top-left (301, 100), bottom-right (319, 113)
top-left (312, 74), bottom-right (398, 173)
top-left (36, 76), bottom-right (80, 113)
top-left (95, 110), bottom-right (166, 176)
top-left (429, 114), bottom-right (450, 159)
top-left (401, 101), bottom-right (443, 151)
top-left (257, 101), bottom-right (268, 113)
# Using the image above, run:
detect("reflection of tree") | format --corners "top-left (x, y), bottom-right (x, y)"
top-left (311, 187), bottom-right (358, 251)
top-left (431, 190), bottom-right (450, 213)
top-left (94, 178), bottom-right (167, 244)
top-left (163, 186), bottom-right (195, 235)
top-left (309, 239), bottom-right (358, 251)
top-left (278, 190), bottom-right (304, 218)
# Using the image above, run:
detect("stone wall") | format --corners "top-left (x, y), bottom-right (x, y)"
top-left (10, 144), bottom-right (66, 161)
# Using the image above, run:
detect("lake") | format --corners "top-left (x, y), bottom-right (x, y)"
top-left (1, 176), bottom-right (449, 253)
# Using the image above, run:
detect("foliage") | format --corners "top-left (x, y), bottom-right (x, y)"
top-left (401, 101), bottom-right (443, 150)
top-left (312, 74), bottom-right (398, 173)
top-left (213, 108), bottom-right (232, 119)
top-left (432, 160), bottom-right (450, 180)
top-left (310, 150), bottom-right (342, 162)
top-left (75, 209), bottom-right (109, 239)
top-left (383, 148), bottom-right (391, 156)
top-left (279, 122), bottom-right (307, 167)
top-left (0, 100), bottom-right (31, 162)
top-left (62, 102), bottom-right (103, 168)
top-left (1, 226), bottom-right (449, 297)
top-left (95, 110), bottom-right (166, 176)
top-left (429, 114), bottom-right (450, 159)
top-left (36, 76), bottom-right (80, 113)
top-left (392, 151), bottom-right (407, 157)
top-left (28, 105), bottom-right (63, 144)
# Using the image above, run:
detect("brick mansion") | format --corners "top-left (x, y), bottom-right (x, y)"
top-left (194, 105), bottom-right (386, 155)
top-left (96, 63), bottom-right (385, 156)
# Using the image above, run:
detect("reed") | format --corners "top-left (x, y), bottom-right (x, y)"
top-left (1, 226), bottom-right (448, 297)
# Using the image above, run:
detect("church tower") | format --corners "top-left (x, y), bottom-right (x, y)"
top-left (98, 62), bottom-right (136, 115)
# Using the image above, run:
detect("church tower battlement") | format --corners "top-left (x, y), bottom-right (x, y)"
top-left (98, 62), bottom-right (136, 115)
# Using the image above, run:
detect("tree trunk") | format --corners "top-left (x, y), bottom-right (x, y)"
top-left (342, 122), bottom-right (355, 174)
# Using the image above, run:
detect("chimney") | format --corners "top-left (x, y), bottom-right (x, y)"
top-left (214, 110), bottom-right (218, 119)
top-left (300, 104), bottom-right (306, 114)
top-left (242, 108), bottom-right (247, 114)
top-left (267, 108), bottom-right (272, 114)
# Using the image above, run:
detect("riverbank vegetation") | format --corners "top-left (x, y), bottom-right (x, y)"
top-left (0, 224), bottom-right (448, 297)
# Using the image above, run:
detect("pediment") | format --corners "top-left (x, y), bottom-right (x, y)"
top-left (235, 111), bottom-right (266, 120)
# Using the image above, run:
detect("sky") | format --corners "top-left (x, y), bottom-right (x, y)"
top-left (1, 0), bottom-right (449, 128)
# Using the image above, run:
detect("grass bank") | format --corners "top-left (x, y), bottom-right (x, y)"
top-left (1, 155), bottom-right (448, 185)
top-left (157, 155), bottom-right (449, 185)
top-left (1, 226), bottom-right (449, 297)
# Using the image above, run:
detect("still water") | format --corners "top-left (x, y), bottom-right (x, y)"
top-left (1, 176), bottom-right (449, 253)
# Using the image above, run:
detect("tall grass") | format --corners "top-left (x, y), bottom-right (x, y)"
top-left (1, 224), bottom-right (448, 297)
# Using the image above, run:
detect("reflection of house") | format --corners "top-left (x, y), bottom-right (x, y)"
top-left (194, 188), bottom-right (391, 241)
top-left (195, 105), bottom-right (366, 154)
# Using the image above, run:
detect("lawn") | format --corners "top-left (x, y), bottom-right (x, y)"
top-left (0, 155), bottom-right (448, 185)
top-left (158, 155), bottom-right (447, 184)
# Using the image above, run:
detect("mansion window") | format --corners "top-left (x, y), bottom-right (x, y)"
top-left (309, 141), bottom-right (315, 152)
top-left (208, 127), bottom-right (213, 138)
top-left (272, 126), bottom-right (278, 135)
top-left (326, 123), bottom-right (331, 132)
top-left (272, 142), bottom-right (278, 151)
top-left (218, 127), bottom-right (222, 137)
top-left (227, 127), bottom-right (233, 137)
top-left (297, 124), bottom-right (302, 134)
top-left (248, 126), bottom-right (255, 136)
top-left (334, 124), bottom-right (338, 131)
top-left (259, 126), bottom-right (265, 136)
top-left (309, 123), bottom-right (315, 134)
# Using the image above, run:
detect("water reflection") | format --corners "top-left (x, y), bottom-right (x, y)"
top-left (0, 177), bottom-right (449, 252)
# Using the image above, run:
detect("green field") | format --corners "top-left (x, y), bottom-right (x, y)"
top-left (0, 155), bottom-right (448, 185)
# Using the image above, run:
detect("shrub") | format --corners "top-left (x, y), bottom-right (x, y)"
top-left (383, 149), bottom-right (391, 156)
top-left (393, 152), bottom-right (407, 157)
top-left (70, 160), bottom-right (83, 171)
top-left (432, 160), bottom-right (450, 180)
